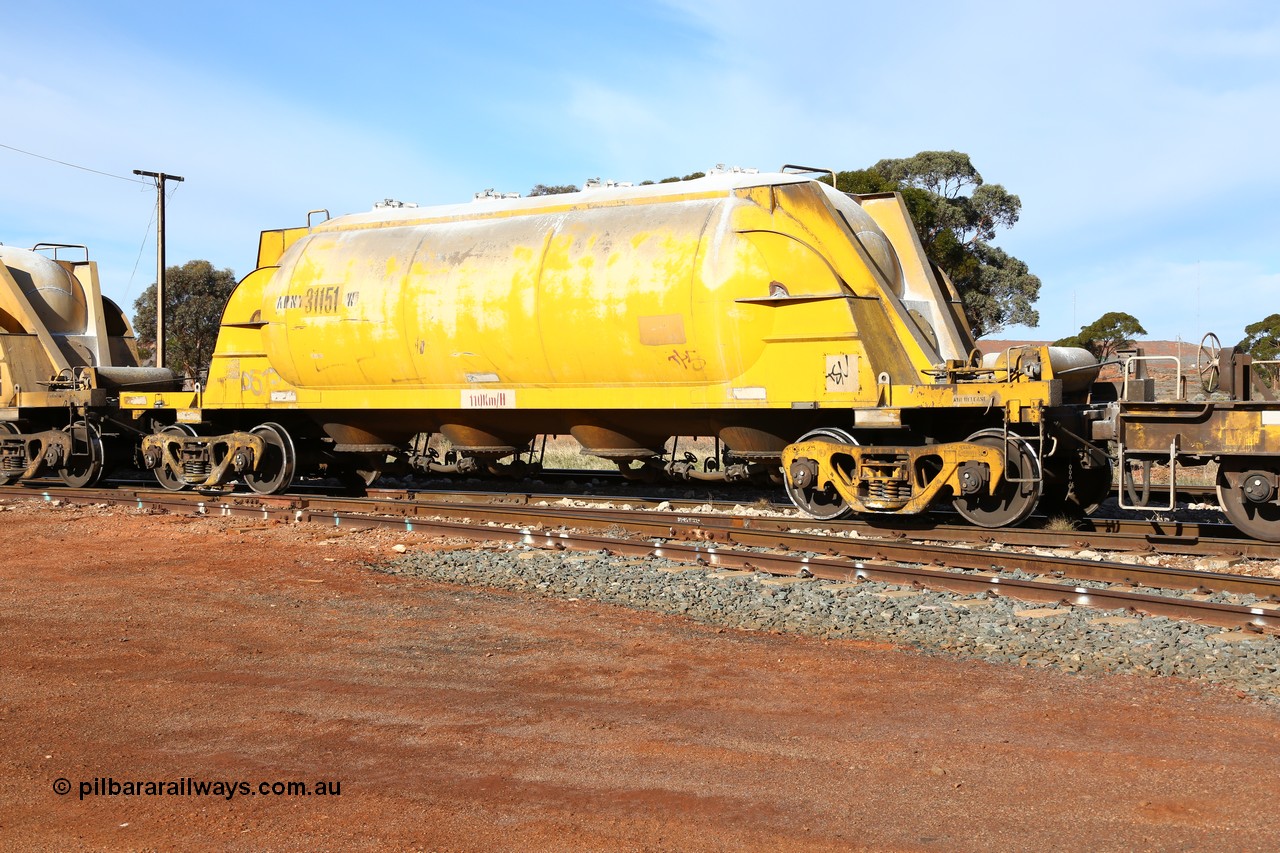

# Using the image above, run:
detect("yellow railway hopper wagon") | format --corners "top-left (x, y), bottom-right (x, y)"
top-left (125, 168), bottom-right (1109, 527)
top-left (0, 244), bottom-right (176, 486)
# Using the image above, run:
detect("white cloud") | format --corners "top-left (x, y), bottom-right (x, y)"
top-left (0, 27), bottom-right (458, 308)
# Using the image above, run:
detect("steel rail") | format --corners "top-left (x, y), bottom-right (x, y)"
top-left (6, 481), bottom-right (1278, 579)
top-left (338, 499), bottom-right (1280, 597)
top-left (4, 480), bottom-right (1258, 555)
top-left (366, 487), bottom-right (1265, 556)
top-left (388, 495), bottom-right (1270, 558)
top-left (1, 481), bottom-right (1270, 558)
top-left (8, 485), bottom-right (1280, 631)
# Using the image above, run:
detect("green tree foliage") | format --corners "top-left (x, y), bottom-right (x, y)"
top-left (836, 151), bottom-right (1038, 338)
top-left (132, 260), bottom-right (237, 381)
top-left (530, 172), bottom-right (710, 193)
top-left (1239, 313), bottom-right (1280, 360)
top-left (658, 171), bottom-right (706, 184)
top-left (1054, 311), bottom-right (1147, 360)
top-left (527, 183), bottom-right (579, 196)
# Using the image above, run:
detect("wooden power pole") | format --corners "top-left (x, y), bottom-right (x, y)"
top-left (133, 169), bottom-right (184, 369)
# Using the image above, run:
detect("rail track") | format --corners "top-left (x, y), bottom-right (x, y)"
top-left (364, 488), bottom-right (1269, 557)
top-left (4, 481), bottom-right (1279, 632)
top-left (12, 478), bottom-right (1257, 556)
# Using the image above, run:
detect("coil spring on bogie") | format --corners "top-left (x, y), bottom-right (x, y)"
top-left (184, 459), bottom-right (211, 478)
top-left (867, 479), bottom-right (912, 502)
top-left (1, 455), bottom-right (24, 473)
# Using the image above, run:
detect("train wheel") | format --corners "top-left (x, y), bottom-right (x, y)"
top-left (244, 422), bottom-right (297, 495)
top-left (1216, 460), bottom-right (1280, 542)
top-left (783, 428), bottom-right (855, 520)
top-left (0, 423), bottom-right (20, 485)
top-left (60, 421), bottom-right (104, 488)
top-left (154, 424), bottom-right (197, 492)
top-left (953, 430), bottom-right (1042, 528)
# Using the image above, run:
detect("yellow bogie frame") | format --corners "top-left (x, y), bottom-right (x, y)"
top-left (782, 439), bottom-right (1007, 516)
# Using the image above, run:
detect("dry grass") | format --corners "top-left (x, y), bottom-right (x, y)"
top-left (542, 435), bottom-right (724, 471)
top-left (1043, 514), bottom-right (1083, 532)
top-left (540, 437), bottom-right (616, 471)
top-left (1116, 460), bottom-right (1218, 488)
top-left (420, 434), bottom-right (725, 472)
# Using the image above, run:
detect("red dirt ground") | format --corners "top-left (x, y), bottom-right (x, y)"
top-left (1, 500), bottom-right (1278, 851)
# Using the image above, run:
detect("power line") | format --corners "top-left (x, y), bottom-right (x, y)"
top-left (0, 141), bottom-right (149, 184)
top-left (126, 195), bottom-right (160, 303)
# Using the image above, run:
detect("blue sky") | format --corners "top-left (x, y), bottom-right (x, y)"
top-left (2, 0), bottom-right (1277, 345)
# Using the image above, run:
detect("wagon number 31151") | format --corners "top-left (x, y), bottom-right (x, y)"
top-left (304, 286), bottom-right (342, 313)
top-left (275, 287), bottom-right (359, 313)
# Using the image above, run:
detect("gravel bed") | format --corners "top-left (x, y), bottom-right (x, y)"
top-left (385, 545), bottom-right (1280, 704)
